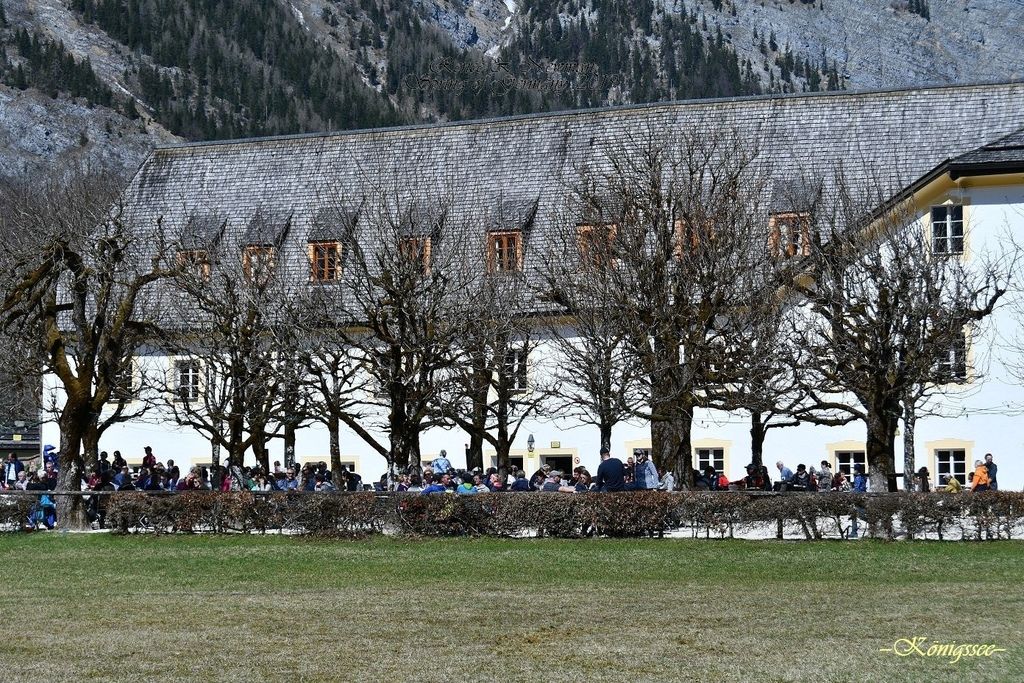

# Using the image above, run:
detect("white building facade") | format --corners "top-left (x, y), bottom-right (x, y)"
top-left (41, 82), bottom-right (1024, 489)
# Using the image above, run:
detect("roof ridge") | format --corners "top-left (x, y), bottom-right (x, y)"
top-left (154, 80), bottom-right (1024, 154)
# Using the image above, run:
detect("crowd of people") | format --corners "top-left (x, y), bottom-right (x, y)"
top-left (2, 446), bottom-right (372, 529)
top-left (397, 449), bottom-right (1002, 497)
top-left (0, 444), bottom-right (1004, 524)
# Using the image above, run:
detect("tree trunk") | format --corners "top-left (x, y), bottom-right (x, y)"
top-left (211, 417), bottom-right (222, 469)
top-left (228, 416), bottom-right (245, 467)
top-left (328, 416), bottom-right (341, 476)
top-left (902, 400), bottom-right (916, 492)
top-left (676, 411), bottom-right (693, 489)
top-left (229, 441), bottom-right (246, 471)
top-left (495, 439), bottom-right (512, 475)
top-left (284, 421), bottom-right (296, 472)
top-left (55, 407), bottom-right (89, 530)
top-left (82, 425), bottom-right (100, 475)
top-left (466, 430), bottom-right (484, 472)
top-left (253, 438), bottom-right (269, 473)
top-left (599, 420), bottom-right (612, 457)
top-left (389, 409), bottom-right (419, 474)
top-left (865, 402), bottom-right (899, 492)
top-left (749, 411), bottom-right (766, 469)
top-left (465, 359), bottom-right (489, 472)
top-left (495, 392), bottom-right (511, 473)
top-left (652, 404), bottom-right (693, 489)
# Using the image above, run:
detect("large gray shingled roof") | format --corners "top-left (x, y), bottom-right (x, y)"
top-left (124, 81), bottom-right (1024, 290)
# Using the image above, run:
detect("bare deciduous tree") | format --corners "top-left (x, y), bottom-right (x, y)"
top-left (149, 211), bottom-right (301, 472)
top-left (538, 207), bottom-right (646, 454)
top-left (0, 170), bottom-right (175, 528)
top-left (304, 188), bottom-right (470, 477)
top-left (557, 129), bottom-right (777, 487)
top-left (442, 270), bottom-right (555, 474)
top-left (791, 186), bottom-right (1013, 491)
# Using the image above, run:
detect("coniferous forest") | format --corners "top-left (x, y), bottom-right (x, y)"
top-left (0, 0), bottom-right (846, 143)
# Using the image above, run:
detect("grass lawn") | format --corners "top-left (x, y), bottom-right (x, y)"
top-left (0, 535), bottom-right (1020, 682)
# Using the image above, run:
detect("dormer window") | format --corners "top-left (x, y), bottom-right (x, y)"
top-left (673, 219), bottom-right (715, 259)
top-left (308, 241), bottom-right (342, 282)
top-left (243, 246), bottom-right (276, 284)
top-left (176, 249), bottom-right (211, 280)
top-left (576, 223), bottom-right (617, 269)
top-left (487, 230), bottom-right (523, 274)
top-left (931, 205), bottom-right (964, 255)
top-left (768, 212), bottom-right (811, 259)
top-left (400, 236), bottom-right (432, 274)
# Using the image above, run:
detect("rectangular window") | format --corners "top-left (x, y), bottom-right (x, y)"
top-left (935, 449), bottom-right (967, 485)
top-left (176, 249), bottom-right (211, 280)
top-left (673, 219), bottom-right (715, 259)
top-left (936, 331), bottom-right (968, 381)
top-left (695, 448), bottom-right (725, 474)
top-left (400, 237), bottom-right (432, 274)
top-left (931, 205), bottom-right (964, 255)
top-left (768, 212), bottom-right (811, 259)
top-left (243, 246), bottom-right (276, 284)
top-left (175, 359), bottom-right (202, 402)
top-left (111, 361), bottom-right (135, 401)
top-left (835, 450), bottom-right (867, 477)
top-left (308, 241), bottom-right (342, 282)
top-left (502, 347), bottom-right (528, 393)
top-left (487, 230), bottom-right (523, 273)
top-left (576, 224), bottom-right (617, 268)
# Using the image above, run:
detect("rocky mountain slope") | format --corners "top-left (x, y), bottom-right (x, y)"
top-left (0, 0), bottom-right (1021, 174)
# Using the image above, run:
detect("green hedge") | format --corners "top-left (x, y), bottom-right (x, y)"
top-left (82, 491), bottom-right (1024, 540)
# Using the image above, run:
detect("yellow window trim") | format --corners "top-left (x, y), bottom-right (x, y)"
top-left (926, 438), bottom-right (974, 485)
top-left (920, 194), bottom-right (972, 262)
top-left (295, 454), bottom-right (361, 474)
top-left (693, 438), bottom-right (732, 475)
top-left (825, 440), bottom-right (867, 473)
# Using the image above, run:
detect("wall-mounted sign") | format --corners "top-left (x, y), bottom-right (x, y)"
top-left (550, 441), bottom-right (560, 449)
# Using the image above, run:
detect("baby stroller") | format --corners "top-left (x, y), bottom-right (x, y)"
top-left (27, 493), bottom-right (57, 530)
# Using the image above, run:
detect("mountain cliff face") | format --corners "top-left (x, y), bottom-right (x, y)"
top-left (0, 0), bottom-right (1021, 174)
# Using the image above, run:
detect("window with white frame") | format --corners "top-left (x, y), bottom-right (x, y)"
top-left (111, 360), bottom-right (136, 401)
top-left (931, 205), bottom-right (964, 255)
top-left (935, 330), bottom-right (968, 381)
top-left (502, 347), bottom-right (528, 393)
top-left (175, 359), bottom-right (202, 402)
top-left (935, 448), bottom-right (967, 485)
top-left (835, 450), bottom-right (866, 477)
top-left (695, 448), bottom-right (725, 474)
